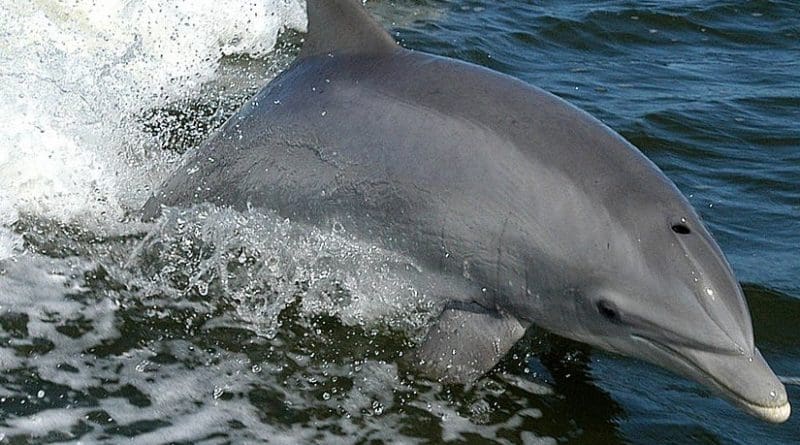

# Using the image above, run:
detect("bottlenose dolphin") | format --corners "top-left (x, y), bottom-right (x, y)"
top-left (143, 0), bottom-right (790, 423)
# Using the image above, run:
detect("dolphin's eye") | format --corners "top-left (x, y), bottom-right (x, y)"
top-left (671, 224), bottom-right (691, 235)
top-left (596, 300), bottom-right (621, 323)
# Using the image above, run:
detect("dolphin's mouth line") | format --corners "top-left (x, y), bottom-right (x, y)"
top-left (630, 334), bottom-right (785, 413)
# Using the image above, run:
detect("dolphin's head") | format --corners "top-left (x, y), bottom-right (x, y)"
top-left (545, 191), bottom-right (790, 423)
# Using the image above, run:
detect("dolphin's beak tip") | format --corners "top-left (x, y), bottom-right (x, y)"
top-left (748, 399), bottom-right (791, 424)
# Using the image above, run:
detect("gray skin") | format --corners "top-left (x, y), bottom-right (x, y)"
top-left (143, 0), bottom-right (790, 422)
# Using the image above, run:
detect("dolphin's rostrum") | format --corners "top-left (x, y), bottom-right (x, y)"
top-left (143, 0), bottom-right (790, 423)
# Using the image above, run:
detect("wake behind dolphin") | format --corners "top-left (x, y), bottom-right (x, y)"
top-left (143, 0), bottom-right (790, 423)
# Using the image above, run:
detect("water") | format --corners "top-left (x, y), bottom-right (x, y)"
top-left (0, 0), bottom-right (797, 443)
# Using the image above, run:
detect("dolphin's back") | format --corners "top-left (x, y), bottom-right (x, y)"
top-left (144, 49), bottom-right (672, 294)
top-left (146, 49), bottom-right (685, 279)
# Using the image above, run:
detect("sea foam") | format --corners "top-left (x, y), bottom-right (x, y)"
top-left (0, 0), bottom-right (307, 259)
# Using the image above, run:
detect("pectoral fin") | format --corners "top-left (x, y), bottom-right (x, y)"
top-left (413, 303), bottom-right (527, 383)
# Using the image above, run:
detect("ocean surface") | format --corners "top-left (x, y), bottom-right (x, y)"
top-left (0, 0), bottom-right (798, 443)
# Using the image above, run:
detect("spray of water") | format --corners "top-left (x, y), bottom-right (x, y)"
top-left (0, 0), bottom-right (306, 259)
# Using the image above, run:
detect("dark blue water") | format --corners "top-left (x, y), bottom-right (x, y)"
top-left (1, 1), bottom-right (798, 444)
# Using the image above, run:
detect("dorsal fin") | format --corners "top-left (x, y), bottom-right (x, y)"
top-left (300, 0), bottom-right (399, 58)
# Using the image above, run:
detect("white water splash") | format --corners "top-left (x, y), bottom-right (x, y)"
top-left (0, 193), bottom-right (22, 258)
top-left (0, 0), bottom-right (306, 259)
top-left (127, 205), bottom-right (439, 336)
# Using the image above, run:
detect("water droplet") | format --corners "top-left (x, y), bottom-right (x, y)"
top-left (372, 400), bottom-right (384, 415)
top-left (37, 390), bottom-right (45, 399)
top-left (322, 392), bottom-right (331, 400)
top-left (770, 390), bottom-right (777, 399)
